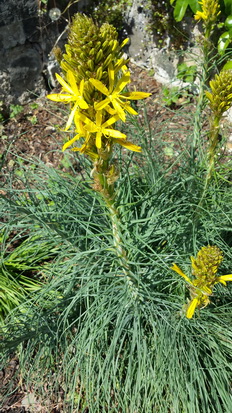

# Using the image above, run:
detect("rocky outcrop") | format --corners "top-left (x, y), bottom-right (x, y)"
top-left (0, 0), bottom-right (90, 105)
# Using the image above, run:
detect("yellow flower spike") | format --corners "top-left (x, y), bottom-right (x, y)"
top-left (171, 263), bottom-right (193, 284)
top-left (47, 71), bottom-right (89, 130)
top-left (194, 10), bottom-right (207, 20)
top-left (84, 111), bottom-right (126, 149)
top-left (191, 245), bottom-right (223, 279)
top-left (194, 0), bottom-right (220, 23)
top-left (173, 246), bottom-right (232, 319)
top-left (206, 70), bottom-right (232, 118)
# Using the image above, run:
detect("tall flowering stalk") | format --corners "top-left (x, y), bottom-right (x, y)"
top-left (172, 246), bottom-right (232, 319)
top-left (192, 0), bottom-right (221, 151)
top-left (47, 14), bottom-right (150, 295)
top-left (205, 69), bottom-right (232, 179)
top-left (194, 0), bottom-right (220, 39)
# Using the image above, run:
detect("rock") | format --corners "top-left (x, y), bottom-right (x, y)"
top-left (0, 0), bottom-right (90, 105)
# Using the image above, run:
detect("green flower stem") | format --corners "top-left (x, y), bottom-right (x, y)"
top-left (195, 115), bottom-right (220, 215)
top-left (192, 35), bottom-right (211, 153)
top-left (206, 116), bottom-right (220, 180)
top-left (96, 171), bottom-right (139, 299)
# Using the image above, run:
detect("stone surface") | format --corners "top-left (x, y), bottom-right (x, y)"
top-left (0, 0), bottom-right (90, 105)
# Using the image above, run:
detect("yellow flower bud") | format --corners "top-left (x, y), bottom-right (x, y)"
top-left (96, 66), bottom-right (103, 80)
top-left (87, 59), bottom-right (95, 71)
top-left (206, 70), bottom-right (232, 118)
top-left (95, 49), bottom-right (104, 64)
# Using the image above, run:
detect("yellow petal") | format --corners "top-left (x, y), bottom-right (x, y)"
top-left (186, 298), bottom-right (200, 319)
top-left (123, 103), bottom-right (138, 115)
top-left (65, 102), bottom-right (79, 131)
top-left (66, 70), bottom-right (78, 95)
top-left (96, 131), bottom-right (102, 148)
top-left (55, 73), bottom-right (74, 95)
top-left (95, 98), bottom-right (111, 111)
top-left (217, 274), bottom-right (232, 284)
top-left (122, 91), bottom-right (151, 100)
top-left (112, 100), bottom-right (126, 121)
top-left (108, 65), bottom-right (115, 92)
top-left (96, 110), bottom-right (103, 127)
top-left (62, 134), bottom-right (80, 151)
top-left (105, 105), bottom-right (117, 115)
top-left (78, 97), bottom-right (89, 110)
top-left (102, 115), bottom-right (120, 128)
top-left (171, 263), bottom-right (193, 284)
top-left (47, 93), bottom-right (74, 102)
top-left (114, 73), bottom-right (130, 94)
top-left (89, 78), bottom-right (109, 96)
top-left (116, 139), bottom-right (142, 152)
top-left (103, 129), bottom-right (126, 139)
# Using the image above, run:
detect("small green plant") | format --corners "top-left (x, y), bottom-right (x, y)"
top-left (9, 104), bottom-right (23, 118)
top-left (177, 62), bottom-right (197, 82)
top-left (162, 86), bottom-right (180, 106)
top-left (27, 114), bottom-right (38, 125)
top-left (162, 85), bottom-right (190, 106)
top-left (30, 102), bottom-right (39, 110)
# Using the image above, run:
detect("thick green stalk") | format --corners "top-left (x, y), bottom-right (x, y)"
top-left (192, 36), bottom-right (211, 153)
top-left (206, 116), bottom-right (220, 181)
top-left (96, 171), bottom-right (139, 299)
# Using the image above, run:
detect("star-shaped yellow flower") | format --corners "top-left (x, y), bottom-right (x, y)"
top-left (89, 65), bottom-right (151, 122)
top-left (84, 111), bottom-right (126, 149)
top-left (47, 70), bottom-right (89, 130)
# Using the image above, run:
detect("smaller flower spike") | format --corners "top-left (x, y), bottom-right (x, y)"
top-left (205, 70), bottom-right (232, 119)
top-left (171, 246), bottom-right (232, 319)
top-left (47, 70), bottom-right (89, 130)
top-left (194, 0), bottom-right (220, 24)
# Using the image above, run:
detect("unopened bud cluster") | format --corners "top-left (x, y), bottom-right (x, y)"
top-left (172, 246), bottom-right (232, 319)
top-left (205, 70), bottom-right (232, 119)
